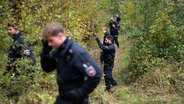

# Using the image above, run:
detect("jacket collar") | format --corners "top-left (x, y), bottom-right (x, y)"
top-left (50, 37), bottom-right (73, 58)
top-left (13, 32), bottom-right (22, 41)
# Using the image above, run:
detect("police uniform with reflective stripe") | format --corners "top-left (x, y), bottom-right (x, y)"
top-left (40, 37), bottom-right (102, 104)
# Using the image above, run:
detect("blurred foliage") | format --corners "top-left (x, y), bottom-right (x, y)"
top-left (0, 0), bottom-right (184, 103)
top-left (120, 0), bottom-right (184, 96)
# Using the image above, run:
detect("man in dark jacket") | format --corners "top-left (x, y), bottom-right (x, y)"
top-left (102, 27), bottom-right (110, 45)
top-left (110, 19), bottom-right (119, 48)
top-left (114, 14), bottom-right (121, 30)
top-left (115, 14), bottom-right (121, 23)
top-left (100, 27), bottom-right (111, 63)
top-left (95, 35), bottom-right (117, 91)
top-left (40, 22), bottom-right (102, 104)
top-left (5, 23), bottom-right (36, 77)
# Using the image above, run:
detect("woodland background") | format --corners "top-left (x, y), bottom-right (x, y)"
top-left (0, 0), bottom-right (184, 104)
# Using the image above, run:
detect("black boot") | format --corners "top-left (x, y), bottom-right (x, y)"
top-left (105, 79), bottom-right (112, 92)
top-left (112, 82), bottom-right (117, 87)
top-left (105, 86), bottom-right (111, 92)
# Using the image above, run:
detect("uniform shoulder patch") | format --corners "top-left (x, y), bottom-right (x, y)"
top-left (23, 49), bottom-right (30, 56)
top-left (83, 64), bottom-right (96, 77)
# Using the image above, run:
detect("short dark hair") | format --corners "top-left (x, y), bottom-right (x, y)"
top-left (106, 35), bottom-right (113, 41)
top-left (7, 23), bottom-right (19, 30)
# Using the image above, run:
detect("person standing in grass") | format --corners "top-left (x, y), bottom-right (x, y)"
top-left (100, 27), bottom-right (111, 63)
top-left (109, 17), bottom-right (119, 48)
top-left (95, 35), bottom-right (117, 92)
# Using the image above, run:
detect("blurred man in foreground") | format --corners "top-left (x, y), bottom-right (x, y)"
top-left (40, 22), bottom-right (102, 104)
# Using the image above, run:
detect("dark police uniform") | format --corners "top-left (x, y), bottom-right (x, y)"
top-left (6, 32), bottom-right (36, 76)
top-left (116, 16), bottom-right (121, 23)
top-left (110, 22), bottom-right (119, 48)
top-left (40, 37), bottom-right (102, 104)
top-left (96, 38), bottom-right (117, 90)
top-left (100, 31), bottom-right (111, 63)
top-left (114, 16), bottom-right (121, 30)
top-left (103, 31), bottom-right (110, 45)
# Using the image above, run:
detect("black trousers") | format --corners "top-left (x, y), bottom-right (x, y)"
top-left (100, 51), bottom-right (104, 63)
top-left (104, 62), bottom-right (117, 89)
top-left (54, 95), bottom-right (89, 104)
top-left (112, 35), bottom-right (119, 48)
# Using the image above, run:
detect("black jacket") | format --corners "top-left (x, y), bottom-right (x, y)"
top-left (40, 37), bottom-right (102, 101)
top-left (116, 17), bottom-right (121, 23)
top-left (7, 32), bottom-right (36, 69)
top-left (96, 40), bottom-right (116, 63)
top-left (110, 22), bottom-right (119, 36)
top-left (103, 31), bottom-right (110, 45)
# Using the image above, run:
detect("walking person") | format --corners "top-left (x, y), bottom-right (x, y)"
top-left (110, 18), bottom-right (119, 48)
top-left (5, 23), bottom-right (36, 77)
top-left (40, 22), bottom-right (102, 104)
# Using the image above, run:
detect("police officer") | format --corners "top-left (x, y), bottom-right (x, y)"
top-left (115, 14), bottom-right (121, 24)
top-left (40, 22), bottom-right (102, 104)
top-left (5, 23), bottom-right (36, 77)
top-left (109, 17), bottom-right (114, 29)
top-left (100, 27), bottom-right (111, 63)
top-left (102, 27), bottom-right (110, 45)
top-left (114, 14), bottom-right (121, 30)
top-left (109, 17), bottom-right (119, 48)
top-left (95, 35), bottom-right (117, 91)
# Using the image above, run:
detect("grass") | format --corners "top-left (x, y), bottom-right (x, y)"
top-left (89, 33), bottom-right (143, 104)
top-left (89, 33), bottom-right (184, 104)
top-left (1, 29), bottom-right (183, 104)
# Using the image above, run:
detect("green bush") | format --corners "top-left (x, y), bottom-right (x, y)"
top-left (0, 0), bottom-right (116, 103)
top-left (120, 1), bottom-right (184, 97)
top-left (123, 0), bottom-right (184, 83)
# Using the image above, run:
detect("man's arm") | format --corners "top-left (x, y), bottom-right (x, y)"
top-left (96, 38), bottom-right (113, 52)
top-left (40, 40), bottom-right (56, 72)
top-left (40, 54), bottom-right (56, 72)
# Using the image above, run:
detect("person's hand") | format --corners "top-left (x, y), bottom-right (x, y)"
top-left (112, 24), bottom-right (116, 28)
top-left (42, 39), bottom-right (52, 55)
top-left (93, 32), bottom-right (97, 37)
top-left (95, 38), bottom-right (100, 43)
